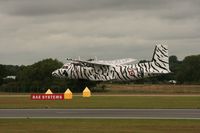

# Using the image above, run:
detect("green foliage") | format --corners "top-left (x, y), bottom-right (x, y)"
top-left (0, 59), bottom-right (64, 92)
top-left (0, 64), bottom-right (20, 85)
top-left (17, 58), bottom-right (62, 81)
top-left (0, 58), bottom-right (98, 92)
top-left (0, 65), bottom-right (6, 76)
top-left (177, 55), bottom-right (200, 84)
top-left (128, 55), bottom-right (200, 84)
top-left (0, 54), bottom-right (200, 93)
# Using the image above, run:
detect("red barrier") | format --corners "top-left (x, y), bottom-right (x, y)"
top-left (31, 94), bottom-right (64, 100)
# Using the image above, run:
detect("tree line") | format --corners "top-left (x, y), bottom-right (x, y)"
top-left (0, 54), bottom-right (200, 93)
top-left (0, 59), bottom-right (96, 93)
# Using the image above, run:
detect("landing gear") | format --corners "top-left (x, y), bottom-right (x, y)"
top-left (71, 79), bottom-right (97, 92)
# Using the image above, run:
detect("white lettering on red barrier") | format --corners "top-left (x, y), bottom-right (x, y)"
top-left (31, 94), bottom-right (64, 100)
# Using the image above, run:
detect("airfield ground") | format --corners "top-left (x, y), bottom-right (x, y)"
top-left (1, 84), bottom-right (200, 109)
top-left (0, 95), bottom-right (200, 109)
top-left (0, 119), bottom-right (200, 133)
top-left (1, 84), bottom-right (200, 95)
top-left (0, 85), bottom-right (200, 133)
top-left (103, 84), bottom-right (200, 94)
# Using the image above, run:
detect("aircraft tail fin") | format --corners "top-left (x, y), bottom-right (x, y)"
top-left (151, 44), bottom-right (170, 73)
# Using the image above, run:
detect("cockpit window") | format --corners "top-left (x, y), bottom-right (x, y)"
top-left (62, 66), bottom-right (68, 69)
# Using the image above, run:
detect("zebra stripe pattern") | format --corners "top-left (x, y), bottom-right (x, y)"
top-left (52, 45), bottom-right (170, 81)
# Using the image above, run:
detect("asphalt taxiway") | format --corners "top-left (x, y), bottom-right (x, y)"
top-left (0, 109), bottom-right (200, 119)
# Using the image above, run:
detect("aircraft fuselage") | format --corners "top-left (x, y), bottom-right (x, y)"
top-left (52, 45), bottom-right (170, 81)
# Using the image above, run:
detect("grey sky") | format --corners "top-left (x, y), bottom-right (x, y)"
top-left (0, 0), bottom-right (200, 65)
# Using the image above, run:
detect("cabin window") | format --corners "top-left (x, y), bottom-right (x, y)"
top-left (62, 66), bottom-right (68, 69)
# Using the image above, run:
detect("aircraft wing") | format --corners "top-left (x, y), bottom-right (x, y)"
top-left (96, 58), bottom-right (136, 65)
top-left (66, 58), bottom-right (111, 67)
top-left (66, 58), bottom-right (136, 67)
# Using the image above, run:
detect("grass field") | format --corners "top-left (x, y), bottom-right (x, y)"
top-left (1, 86), bottom-right (200, 133)
top-left (1, 85), bottom-right (200, 95)
top-left (0, 95), bottom-right (200, 109)
top-left (0, 119), bottom-right (200, 133)
top-left (104, 84), bottom-right (200, 94)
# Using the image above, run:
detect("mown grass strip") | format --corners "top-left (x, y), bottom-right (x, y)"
top-left (0, 119), bottom-right (200, 133)
top-left (0, 96), bottom-right (200, 109)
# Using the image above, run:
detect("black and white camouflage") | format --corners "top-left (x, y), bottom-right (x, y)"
top-left (52, 45), bottom-right (170, 81)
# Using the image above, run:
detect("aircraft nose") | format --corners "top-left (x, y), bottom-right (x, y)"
top-left (52, 70), bottom-right (59, 77)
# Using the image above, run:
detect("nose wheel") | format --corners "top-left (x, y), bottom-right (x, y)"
top-left (63, 70), bottom-right (68, 77)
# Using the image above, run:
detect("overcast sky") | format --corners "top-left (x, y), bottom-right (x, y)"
top-left (0, 0), bottom-right (200, 65)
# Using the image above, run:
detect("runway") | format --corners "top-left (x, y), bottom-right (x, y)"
top-left (0, 109), bottom-right (200, 119)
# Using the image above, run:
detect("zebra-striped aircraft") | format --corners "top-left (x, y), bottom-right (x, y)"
top-left (52, 45), bottom-right (171, 81)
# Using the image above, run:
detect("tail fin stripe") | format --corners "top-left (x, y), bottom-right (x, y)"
top-left (150, 44), bottom-right (170, 73)
top-left (157, 47), bottom-right (168, 57)
top-left (152, 57), bottom-right (167, 66)
top-left (161, 45), bottom-right (168, 51)
top-left (157, 57), bottom-right (168, 64)
top-left (154, 61), bottom-right (168, 71)
top-left (150, 63), bottom-right (160, 72)
top-left (155, 53), bottom-right (161, 58)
